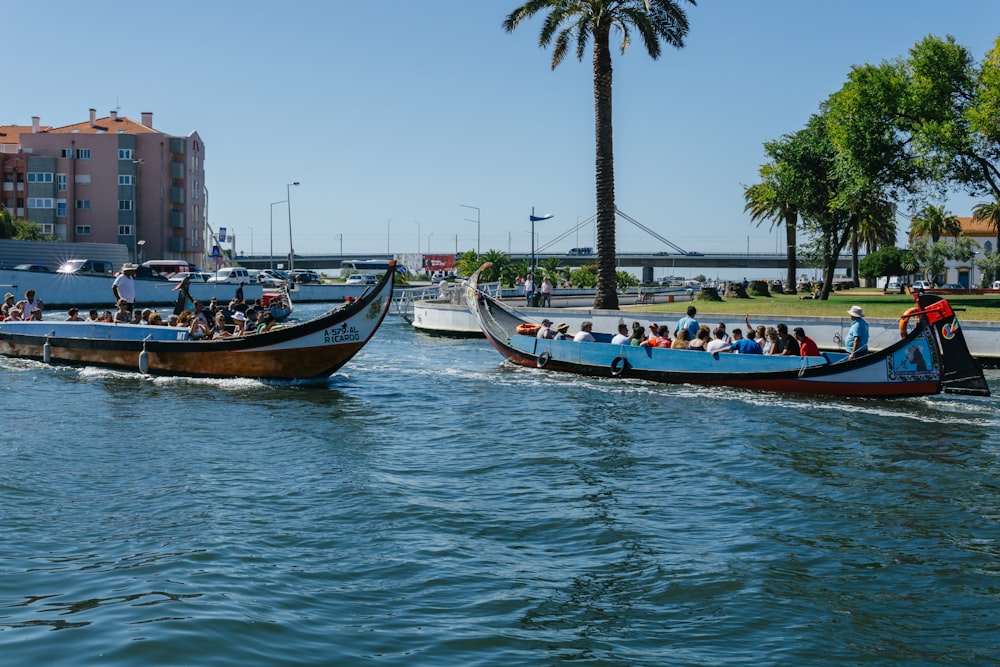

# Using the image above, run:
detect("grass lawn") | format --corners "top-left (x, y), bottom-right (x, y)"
top-left (627, 290), bottom-right (1000, 321)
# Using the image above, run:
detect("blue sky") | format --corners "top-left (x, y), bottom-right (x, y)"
top-left (7, 1), bottom-right (999, 260)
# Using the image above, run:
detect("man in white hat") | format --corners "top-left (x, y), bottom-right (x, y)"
top-left (845, 305), bottom-right (869, 360)
top-left (112, 263), bottom-right (138, 314)
top-left (1, 292), bottom-right (15, 319)
top-left (536, 318), bottom-right (555, 339)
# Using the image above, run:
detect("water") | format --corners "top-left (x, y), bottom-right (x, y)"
top-left (2, 304), bottom-right (999, 666)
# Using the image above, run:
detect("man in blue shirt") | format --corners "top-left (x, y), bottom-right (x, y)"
top-left (675, 305), bottom-right (699, 340)
top-left (845, 305), bottom-right (869, 360)
top-left (726, 327), bottom-right (762, 354)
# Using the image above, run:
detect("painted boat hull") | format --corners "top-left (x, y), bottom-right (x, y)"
top-left (466, 265), bottom-right (990, 399)
top-left (0, 265), bottom-right (395, 380)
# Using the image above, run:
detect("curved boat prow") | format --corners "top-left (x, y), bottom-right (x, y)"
top-left (916, 293), bottom-right (991, 396)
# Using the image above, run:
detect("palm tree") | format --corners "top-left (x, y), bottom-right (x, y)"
top-left (909, 204), bottom-right (962, 243)
top-left (504, 0), bottom-right (696, 310)
top-left (743, 180), bottom-right (798, 292)
top-left (972, 199), bottom-right (1000, 281)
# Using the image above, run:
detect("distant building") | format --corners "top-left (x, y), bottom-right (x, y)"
top-left (915, 216), bottom-right (997, 287)
top-left (0, 109), bottom-right (206, 267)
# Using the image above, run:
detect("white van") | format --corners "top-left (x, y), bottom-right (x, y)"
top-left (207, 267), bottom-right (252, 284)
top-left (992, 280), bottom-right (1000, 290)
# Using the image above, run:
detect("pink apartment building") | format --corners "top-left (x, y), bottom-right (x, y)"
top-left (0, 108), bottom-right (206, 267)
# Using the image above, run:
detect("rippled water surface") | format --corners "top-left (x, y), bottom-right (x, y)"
top-left (2, 305), bottom-right (999, 666)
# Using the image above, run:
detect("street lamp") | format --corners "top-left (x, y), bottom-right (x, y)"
top-left (387, 218), bottom-right (393, 255)
top-left (529, 207), bottom-right (554, 276)
top-left (414, 220), bottom-right (421, 255)
top-left (427, 232), bottom-right (434, 254)
top-left (336, 233), bottom-right (343, 256)
top-left (287, 182), bottom-right (300, 271)
top-left (248, 227), bottom-right (253, 255)
top-left (270, 200), bottom-right (286, 270)
top-left (460, 204), bottom-right (480, 255)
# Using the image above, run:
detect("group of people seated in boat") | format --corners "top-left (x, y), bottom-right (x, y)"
top-left (1, 290), bottom-right (43, 321)
top-left (531, 305), bottom-right (822, 356)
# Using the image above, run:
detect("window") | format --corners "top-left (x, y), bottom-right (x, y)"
top-left (57, 201), bottom-right (67, 217)
top-left (118, 224), bottom-right (133, 236)
top-left (985, 241), bottom-right (994, 254)
top-left (61, 149), bottom-right (73, 158)
top-left (27, 198), bottom-right (54, 208)
top-left (75, 174), bottom-right (91, 185)
top-left (57, 174), bottom-right (67, 191)
top-left (75, 148), bottom-right (91, 159)
top-left (27, 172), bottom-right (54, 183)
top-left (118, 175), bottom-right (134, 185)
top-left (76, 199), bottom-right (91, 209)
top-left (119, 200), bottom-right (133, 211)
top-left (40, 223), bottom-right (54, 235)
top-left (118, 148), bottom-right (134, 160)
top-left (75, 225), bottom-right (91, 235)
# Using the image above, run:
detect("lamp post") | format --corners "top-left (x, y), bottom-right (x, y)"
top-left (132, 159), bottom-right (143, 263)
top-left (529, 207), bottom-right (554, 276)
top-left (286, 181), bottom-right (299, 271)
top-left (460, 204), bottom-right (480, 255)
top-left (414, 220), bottom-right (421, 255)
top-left (137, 240), bottom-right (146, 265)
top-left (387, 218), bottom-right (393, 256)
top-left (336, 233), bottom-right (343, 256)
top-left (427, 232), bottom-right (434, 254)
top-left (270, 200), bottom-right (286, 270)
top-left (248, 227), bottom-right (253, 255)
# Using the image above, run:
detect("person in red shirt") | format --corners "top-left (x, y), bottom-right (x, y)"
top-left (793, 327), bottom-right (821, 356)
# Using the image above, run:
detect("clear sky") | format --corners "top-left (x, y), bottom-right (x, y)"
top-left (6, 1), bottom-right (999, 261)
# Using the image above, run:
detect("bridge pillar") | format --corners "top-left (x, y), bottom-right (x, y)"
top-left (642, 266), bottom-right (653, 284)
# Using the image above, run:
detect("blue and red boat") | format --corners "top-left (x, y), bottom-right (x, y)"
top-left (466, 264), bottom-right (990, 399)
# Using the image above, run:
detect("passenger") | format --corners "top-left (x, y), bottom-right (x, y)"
top-left (113, 299), bottom-right (132, 323)
top-left (112, 263), bottom-right (138, 314)
top-left (6, 301), bottom-right (25, 320)
top-left (670, 329), bottom-right (691, 349)
top-left (641, 325), bottom-right (671, 349)
top-left (230, 310), bottom-right (248, 336)
top-left (23, 289), bottom-right (39, 317)
top-left (537, 318), bottom-right (555, 340)
top-left (86, 309), bottom-right (100, 322)
top-left (765, 327), bottom-right (781, 355)
top-left (674, 306), bottom-right (699, 340)
top-left (687, 327), bottom-right (710, 351)
top-left (192, 300), bottom-right (210, 330)
top-left (610, 323), bottom-right (630, 345)
top-left (716, 322), bottom-right (731, 343)
top-left (1, 292), bottom-right (15, 318)
top-left (776, 323), bottom-right (800, 355)
top-left (167, 314), bottom-right (180, 327)
top-left (845, 305), bottom-right (869, 360)
top-left (172, 275), bottom-right (194, 316)
top-left (726, 328), bottom-right (763, 354)
top-left (554, 322), bottom-right (571, 341)
top-left (131, 310), bottom-right (143, 324)
top-left (793, 327), bottom-right (820, 356)
top-left (647, 322), bottom-right (659, 340)
top-left (706, 326), bottom-right (729, 353)
top-left (213, 312), bottom-right (232, 338)
top-left (99, 310), bottom-right (113, 322)
top-left (66, 307), bottom-right (84, 321)
top-left (29, 307), bottom-right (43, 321)
top-left (629, 323), bottom-right (645, 346)
top-left (256, 311), bottom-right (276, 334)
top-left (140, 308), bottom-right (153, 325)
top-left (148, 312), bottom-right (165, 326)
top-left (573, 320), bottom-right (596, 342)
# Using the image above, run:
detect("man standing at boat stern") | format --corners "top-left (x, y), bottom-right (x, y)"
top-left (112, 263), bottom-right (138, 314)
top-left (845, 305), bottom-right (869, 360)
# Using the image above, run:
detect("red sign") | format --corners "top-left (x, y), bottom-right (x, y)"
top-left (423, 254), bottom-right (455, 270)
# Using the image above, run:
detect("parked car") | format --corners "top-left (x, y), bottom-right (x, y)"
top-left (257, 269), bottom-right (286, 287)
top-left (992, 281), bottom-right (1000, 290)
top-left (169, 271), bottom-right (214, 283)
top-left (940, 283), bottom-right (964, 290)
top-left (346, 274), bottom-right (379, 286)
top-left (911, 280), bottom-right (935, 290)
top-left (13, 263), bottom-right (50, 272)
top-left (207, 267), bottom-right (252, 284)
top-left (56, 259), bottom-right (115, 275)
top-left (289, 269), bottom-right (321, 284)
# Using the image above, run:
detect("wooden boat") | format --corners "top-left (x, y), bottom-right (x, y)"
top-left (0, 262), bottom-right (395, 380)
top-left (466, 264), bottom-right (990, 399)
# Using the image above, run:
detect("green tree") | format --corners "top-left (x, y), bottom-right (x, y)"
top-left (0, 209), bottom-right (16, 239)
top-left (909, 204), bottom-right (962, 242)
top-left (971, 199), bottom-right (1000, 280)
top-left (569, 264), bottom-right (597, 288)
top-left (859, 245), bottom-right (906, 287)
top-left (454, 249), bottom-right (482, 278)
top-left (504, 0), bottom-right (696, 310)
top-left (616, 270), bottom-right (638, 290)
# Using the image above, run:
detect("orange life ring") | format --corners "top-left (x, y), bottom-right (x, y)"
top-left (898, 307), bottom-right (920, 337)
top-left (516, 323), bottom-right (541, 336)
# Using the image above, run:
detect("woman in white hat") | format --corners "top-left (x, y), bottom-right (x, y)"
top-left (845, 305), bottom-right (869, 360)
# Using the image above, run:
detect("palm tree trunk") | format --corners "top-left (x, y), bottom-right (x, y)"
top-left (592, 28), bottom-right (618, 310)
top-left (783, 209), bottom-right (797, 293)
